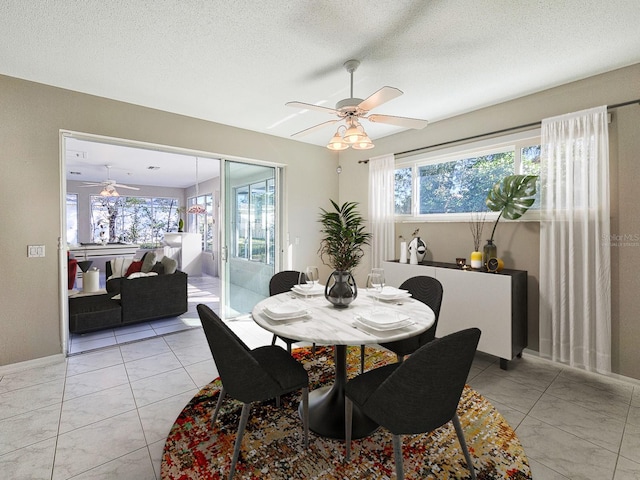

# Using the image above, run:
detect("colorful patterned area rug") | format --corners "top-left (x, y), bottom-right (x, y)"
top-left (162, 346), bottom-right (531, 479)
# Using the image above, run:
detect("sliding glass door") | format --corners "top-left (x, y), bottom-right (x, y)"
top-left (221, 160), bottom-right (280, 318)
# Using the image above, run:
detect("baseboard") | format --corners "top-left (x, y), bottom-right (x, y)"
top-left (0, 353), bottom-right (66, 375)
top-left (522, 348), bottom-right (640, 387)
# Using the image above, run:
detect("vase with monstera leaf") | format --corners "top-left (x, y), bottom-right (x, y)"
top-left (318, 200), bottom-right (371, 308)
top-left (484, 175), bottom-right (538, 268)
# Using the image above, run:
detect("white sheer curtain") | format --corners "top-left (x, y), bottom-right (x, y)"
top-left (539, 106), bottom-right (611, 373)
top-left (368, 154), bottom-right (395, 269)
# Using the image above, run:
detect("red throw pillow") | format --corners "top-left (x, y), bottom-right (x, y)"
top-left (125, 261), bottom-right (143, 277)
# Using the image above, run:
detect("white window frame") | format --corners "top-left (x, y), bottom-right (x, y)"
top-left (395, 129), bottom-right (541, 222)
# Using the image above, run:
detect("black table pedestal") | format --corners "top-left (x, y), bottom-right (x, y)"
top-left (299, 344), bottom-right (378, 439)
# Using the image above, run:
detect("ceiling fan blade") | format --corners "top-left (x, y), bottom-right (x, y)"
top-left (358, 86), bottom-right (403, 112)
top-left (79, 183), bottom-right (102, 187)
top-left (367, 114), bottom-right (429, 129)
top-left (291, 119), bottom-right (339, 137)
top-left (113, 184), bottom-right (140, 190)
top-left (286, 101), bottom-right (338, 115)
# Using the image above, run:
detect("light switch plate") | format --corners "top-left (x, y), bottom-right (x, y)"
top-left (28, 245), bottom-right (45, 257)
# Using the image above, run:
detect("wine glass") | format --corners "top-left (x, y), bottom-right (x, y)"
top-left (371, 268), bottom-right (385, 293)
top-left (298, 270), bottom-right (312, 298)
top-left (366, 271), bottom-right (384, 304)
top-left (305, 266), bottom-right (319, 287)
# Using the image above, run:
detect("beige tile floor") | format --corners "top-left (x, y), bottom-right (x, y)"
top-left (1, 279), bottom-right (639, 479)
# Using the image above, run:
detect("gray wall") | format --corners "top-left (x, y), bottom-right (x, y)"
top-left (337, 63), bottom-right (640, 380)
top-left (2, 64), bottom-right (639, 381)
top-left (0, 74), bottom-right (338, 366)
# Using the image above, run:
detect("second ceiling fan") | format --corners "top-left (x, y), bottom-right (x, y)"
top-left (79, 165), bottom-right (140, 197)
top-left (286, 59), bottom-right (428, 150)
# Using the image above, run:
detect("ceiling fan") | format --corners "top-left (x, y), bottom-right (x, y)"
top-left (286, 59), bottom-right (429, 150)
top-left (79, 165), bottom-right (140, 196)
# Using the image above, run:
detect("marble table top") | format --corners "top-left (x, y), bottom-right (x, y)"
top-left (252, 290), bottom-right (435, 346)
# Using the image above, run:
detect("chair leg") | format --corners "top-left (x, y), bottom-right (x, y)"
top-left (396, 353), bottom-right (404, 363)
top-left (392, 434), bottom-right (404, 480)
top-left (212, 387), bottom-right (226, 426)
top-left (276, 395), bottom-right (281, 408)
top-left (271, 334), bottom-right (277, 346)
top-left (360, 345), bottom-right (365, 373)
top-left (229, 402), bottom-right (251, 480)
top-left (301, 387), bottom-right (309, 449)
top-left (452, 413), bottom-right (476, 480)
top-left (344, 397), bottom-right (353, 461)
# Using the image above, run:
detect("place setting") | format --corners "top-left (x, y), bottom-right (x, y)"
top-left (350, 268), bottom-right (418, 335)
top-left (364, 268), bottom-right (412, 303)
top-left (290, 266), bottom-right (325, 297)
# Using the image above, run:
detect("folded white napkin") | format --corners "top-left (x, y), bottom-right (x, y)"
top-left (291, 283), bottom-right (325, 295)
top-left (263, 300), bottom-right (308, 319)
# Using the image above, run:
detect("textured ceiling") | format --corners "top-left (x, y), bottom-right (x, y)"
top-left (2, 1), bottom-right (639, 184)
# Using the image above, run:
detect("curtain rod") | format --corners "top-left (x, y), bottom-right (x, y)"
top-left (358, 99), bottom-right (640, 164)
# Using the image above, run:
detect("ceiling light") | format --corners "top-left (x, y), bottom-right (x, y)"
top-left (326, 119), bottom-right (375, 151)
top-left (342, 120), bottom-right (367, 144)
top-left (187, 157), bottom-right (205, 214)
top-left (100, 185), bottom-right (119, 197)
top-left (351, 135), bottom-right (375, 150)
top-left (327, 127), bottom-right (349, 151)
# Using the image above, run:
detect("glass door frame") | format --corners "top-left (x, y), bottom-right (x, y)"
top-left (220, 158), bottom-right (285, 319)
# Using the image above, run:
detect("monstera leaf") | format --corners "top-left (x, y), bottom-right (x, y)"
top-left (486, 175), bottom-right (538, 241)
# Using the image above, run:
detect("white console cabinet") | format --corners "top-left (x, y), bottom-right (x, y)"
top-left (382, 260), bottom-right (527, 369)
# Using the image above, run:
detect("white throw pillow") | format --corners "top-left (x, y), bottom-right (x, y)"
top-left (109, 257), bottom-right (134, 280)
top-left (126, 271), bottom-right (159, 280)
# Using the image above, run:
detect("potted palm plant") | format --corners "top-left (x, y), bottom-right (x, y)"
top-left (318, 200), bottom-right (371, 308)
top-left (484, 174), bottom-right (538, 266)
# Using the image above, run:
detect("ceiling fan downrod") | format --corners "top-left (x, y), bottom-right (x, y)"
top-left (344, 59), bottom-right (360, 99)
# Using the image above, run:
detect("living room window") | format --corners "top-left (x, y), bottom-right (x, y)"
top-left (66, 193), bottom-right (79, 245)
top-left (233, 178), bottom-right (275, 265)
top-left (187, 194), bottom-right (214, 252)
top-left (89, 195), bottom-right (181, 247)
top-left (394, 131), bottom-right (540, 220)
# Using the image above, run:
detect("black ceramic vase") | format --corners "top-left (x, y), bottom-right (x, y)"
top-left (324, 270), bottom-right (357, 308)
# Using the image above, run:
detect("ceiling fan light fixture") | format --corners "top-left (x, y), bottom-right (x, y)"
top-left (327, 128), bottom-right (349, 151)
top-left (100, 184), bottom-right (120, 196)
top-left (352, 135), bottom-right (375, 150)
top-left (342, 120), bottom-right (367, 144)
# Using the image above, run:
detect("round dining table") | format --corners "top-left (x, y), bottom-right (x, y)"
top-left (251, 288), bottom-right (435, 439)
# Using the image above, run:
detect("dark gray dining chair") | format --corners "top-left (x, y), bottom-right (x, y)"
top-left (378, 276), bottom-right (443, 362)
top-left (197, 304), bottom-right (309, 480)
top-left (345, 327), bottom-right (481, 480)
top-left (269, 270), bottom-right (314, 353)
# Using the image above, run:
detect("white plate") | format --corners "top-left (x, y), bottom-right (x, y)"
top-left (262, 308), bottom-right (309, 321)
top-left (291, 284), bottom-right (325, 296)
top-left (355, 308), bottom-right (412, 330)
top-left (368, 290), bottom-right (412, 301)
top-left (353, 317), bottom-right (414, 332)
top-left (263, 301), bottom-right (308, 319)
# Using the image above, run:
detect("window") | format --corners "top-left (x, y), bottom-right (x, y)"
top-left (395, 132), bottom-right (541, 219)
top-left (187, 194), bottom-right (215, 252)
top-left (233, 179), bottom-right (274, 265)
top-left (66, 193), bottom-right (78, 245)
top-left (90, 195), bottom-right (180, 247)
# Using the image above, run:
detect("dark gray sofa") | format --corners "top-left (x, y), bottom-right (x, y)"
top-left (69, 265), bottom-right (189, 334)
top-left (105, 268), bottom-right (188, 325)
